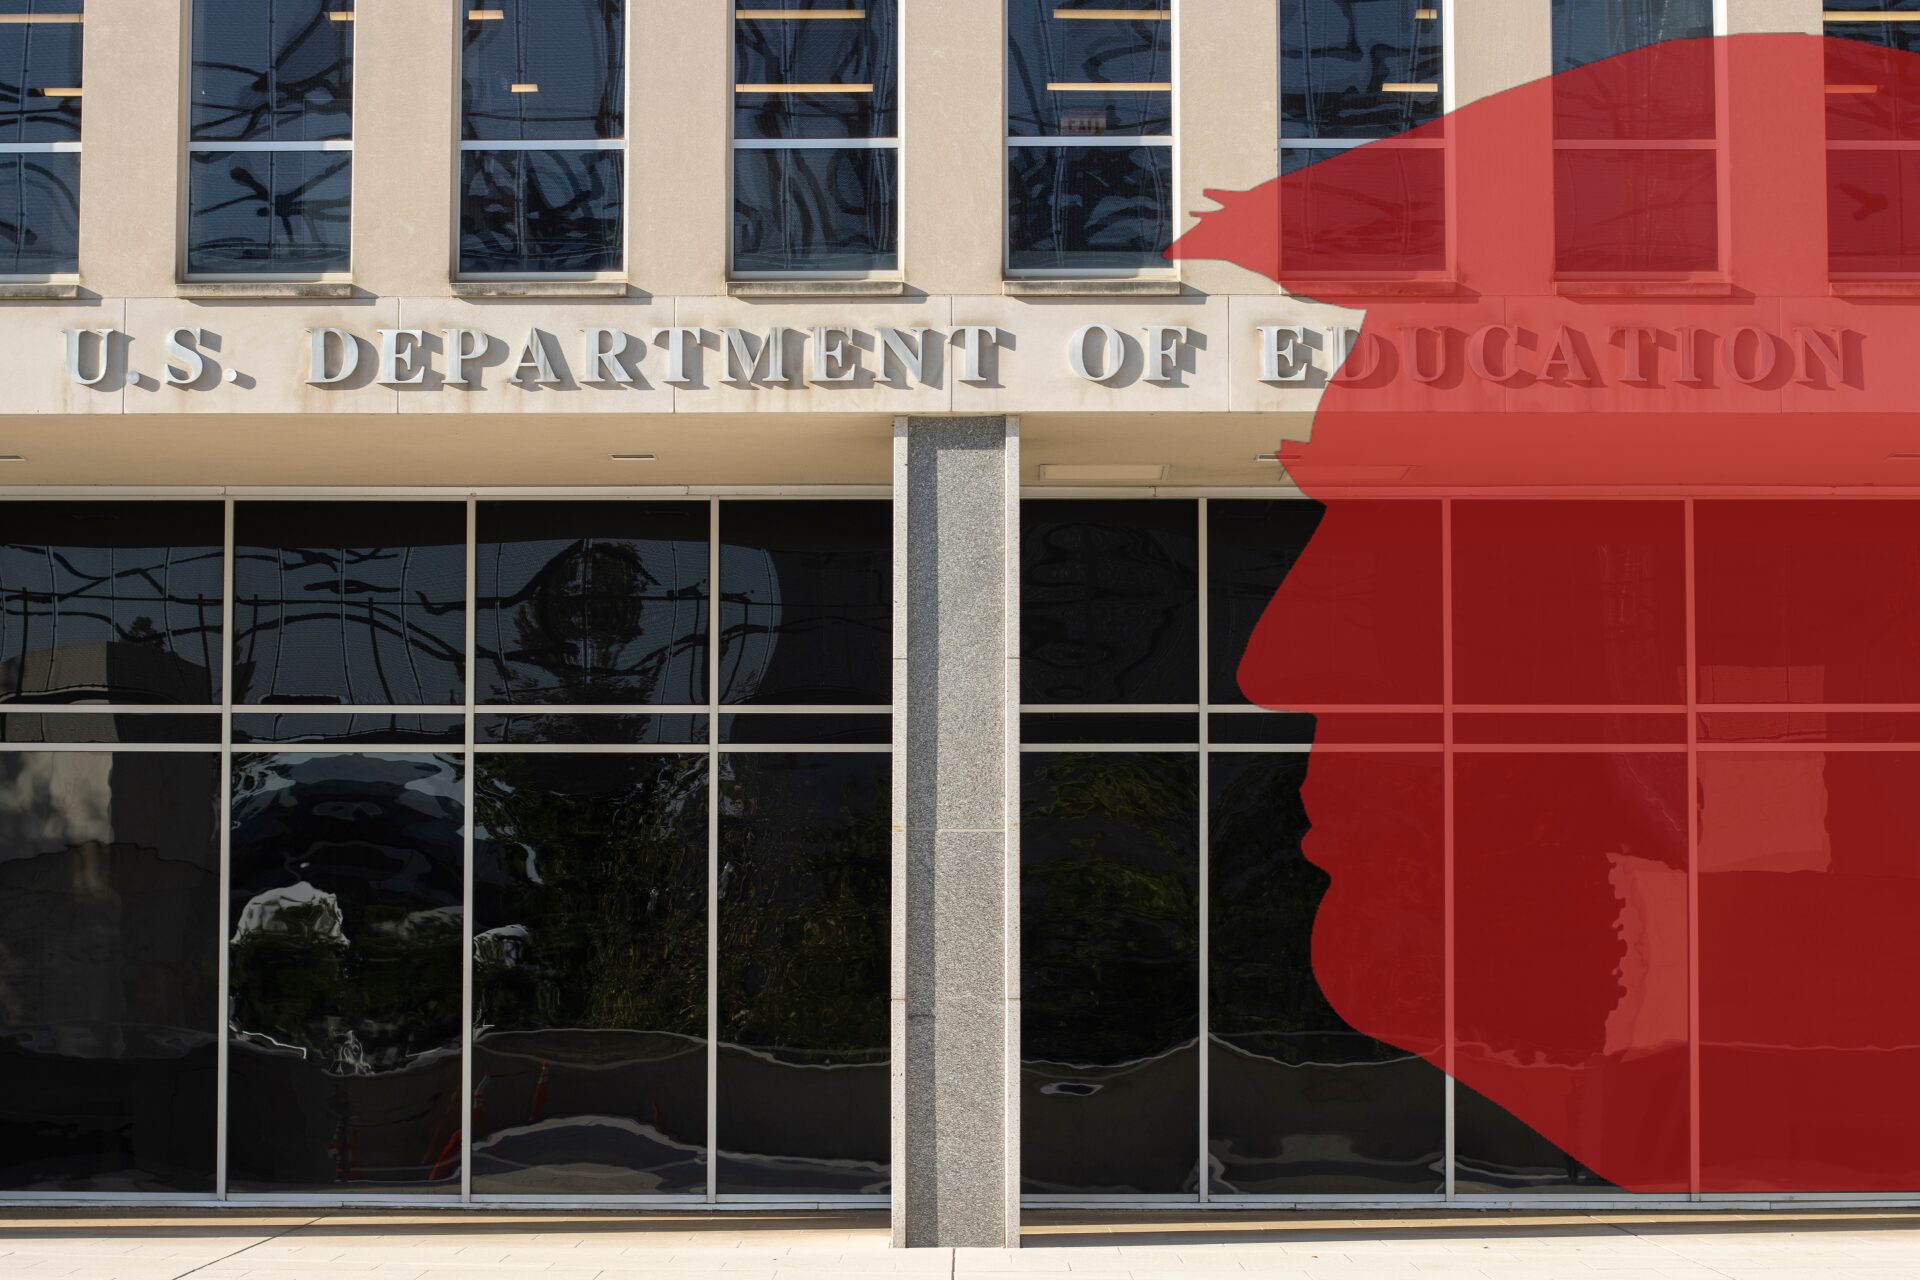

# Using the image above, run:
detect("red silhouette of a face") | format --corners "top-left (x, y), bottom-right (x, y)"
top-left (1172, 33), bottom-right (1920, 1192)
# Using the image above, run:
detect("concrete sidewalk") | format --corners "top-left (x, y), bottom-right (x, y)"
top-left (4, 1208), bottom-right (1919, 1279)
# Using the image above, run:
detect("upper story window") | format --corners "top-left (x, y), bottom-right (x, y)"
top-left (732, 2), bottom-right (898, 278)
top-left (1551, 0), bottom-right (1717, 278)
top-left (460, 0), bottom-right (624, 277)
top-left (1007, 0), bottom-right (1173, 277)
top-left (1279, 0), bottom-right (1446, 278)
top-left (0, 1), bottom-right (82, 278)
top-left (188, 0), bottom-right (353, 279)
top-left (1824, 3), bottom-right (1920, 278)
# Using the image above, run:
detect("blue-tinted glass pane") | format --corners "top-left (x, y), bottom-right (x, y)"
top-left (0, 18), bottom-right (81, 144)
top-left (1008, 144), bottom-right (1173, 272)
top-left (460, 149), bottom-right (621, 274)
top-left (462, 0), bottom-right (621, 142)
top-left (1829, 0), bottom-right (1920, 50)
top-left (190, 0), bottom-right (352, 142)
top-left (1552, 0), bottom-right (1712, 72)
top-left (186, 150), bottom-right (350, 275)
top-left (0, 502), bottom-right (224, 705)
top-left (732, 146), bottom-right (896, 273)
top-left (1008, 0), bottom-right (1172, 138)
top-left (734, 1), bottom-right (896, 140)
top-left (1281, 0), bottom-right (1442, 141)
top-left (0, 151), bottom-right (76, 274)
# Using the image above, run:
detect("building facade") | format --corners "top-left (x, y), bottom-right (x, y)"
top-left (1, 0), bottom-right (1915, 1252)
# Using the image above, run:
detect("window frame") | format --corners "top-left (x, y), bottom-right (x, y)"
top-left (454, 0), bottom-right (630, 283)
top-left (1003, 0), bottom-right (1180, 281)
top-left (180, 0), bottom-right (357, 284)
top-left (726, 2), bottom-right (905, 283)
top-left (0, 4), bottom-right (83, 283)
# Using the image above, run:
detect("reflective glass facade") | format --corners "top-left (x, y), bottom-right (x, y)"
top-left (0, 499), bottom-right (890, 1198)
top-left (188, 0), bottom-right (353, 276)
top-left (732, 1), bottom-right (899, 275)
top-left (1007, 1), bottom-right (1174, 273)
top-left (460, 0), bottom-right (624, 275)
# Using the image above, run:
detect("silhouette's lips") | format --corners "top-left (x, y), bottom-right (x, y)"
top-left (1176, 33), bottom-right (1920, 1193)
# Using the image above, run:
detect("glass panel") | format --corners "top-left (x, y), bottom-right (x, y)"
top-left (1209, 753), bottom-right (1445, 1193)
top-left (0, 502), bottom-right (224, 705)
top-left (226, 752), bottom-right (465, 1192)
top-left (475, 714), bottom-right (708, 746)
top-left (1828, 148), bottom-right (1920, 275)
top-left (1454, 1084), bottom-right (1619, 1192)
top-left (0, 751), bottom-right (221, 1192)
top-left (1696, 501), bottom-right (1920, 704)
top-left (462, 0), bottom-right (622, 142)
top-left (1019, 712), bottom-right (1197, 745)
top-left (1007, 0), bottom-right (1173, 138)
top-left (1022, 751), bottom-right (1198, 1195)
top-left (718, 501), bottom-right (891, 707)
top-left (232, 502), bottom-right (467, 707)
top-left (476, 501), bottom-right (707, 706)
top-left (716, 752), bottom-right (889, 1194)
top-left (1021, 500), bottom-right (1198, 705)
top-left (1278, 143), bottom-right (1447, 275)
top-left (1, 713), bottom-right (222, 744)
top-left (190, 0), bottom-right (353, 142)
top-left (734, 1), bottom-right (897, 140)
top-left (473, 753), bottom-right (707, 1195)
top-left (1281, 0), bottom-right (1443, 141)
top-left (1208, 501), bottom-right (1322, 705)
top-left (1551, 0), bottom-right (1714, 141)
top-left (1451, 501), bottom-right (1687, 707)
top-left (732, 146), bottom-right (898, 274)
top-left (186, 149), bottom-right (352, 275)
top-left (1553, 148), bottom-right (1717, 274)
top-left (1699, 749), bottom-right (1920, 1191)
top-left (0, 151), bottom-right (77, 274)
top-left (1454, 752), bottom-right (1690, 1193)
top-left (1007, 144), bottom-right (1173, 272)
top-left (718, 714), bottom-right (889, 745)
top-left (459, 149), bottom-right (622, 275)
top-left (230, 714), bottom-right (466, 746)
top-left (0, 14), bottom-right (81, 143)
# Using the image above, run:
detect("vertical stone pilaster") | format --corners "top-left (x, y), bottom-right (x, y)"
top-left (892, 416), bottom-right (1021, 1249)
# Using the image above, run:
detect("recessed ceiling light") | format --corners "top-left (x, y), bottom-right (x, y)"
top-left (610, 453), bottom-right (656, 462)
top-left (1037, 463), bottom-right (1166, 482)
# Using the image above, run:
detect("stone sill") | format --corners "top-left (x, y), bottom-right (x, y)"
top-left (1553, 278), bottom-right (1734, 298)
top-left (1002, 278), bottom-right (1181, 298)
top-left (178, 281), bottom-right (359, 300)
top-left (1285, 278), bottom-right (1462, 298)
top-left (0, 282), bottom-right (82, 300)
top-left (1830, 279), bottom-right (1920, 297)
top-left (451, 280), bottom-right (632, 299)
top-left (727, 279), bottom-right (908, 298)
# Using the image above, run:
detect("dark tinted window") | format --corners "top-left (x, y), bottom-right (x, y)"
top-left (1007, 144), bottom-right (1174, 272)
top-left (0, 14), bottom-right (81, 144)
top-left (232, 503), bottom-right (466, 706)
top-left (0, 751), bottom-right (221, 1192)
top-left (226, 752), bottom-right (465, 1192)
top-left (1022, 751), bottom-right (1198, 1195)
top-left (1022, 500), bottom-right (1199, 705)
top-left (716, 752), bottom-right (890, 1193)
top-left (732, 2), bottom-right (897, 274)
top-left (1208, 501), bottom-right (1322, 705)
top-left (473, 753), bottom-right (708, 1195)
top-left (462, 0), bottom-right (622, 142)
top-left (458, 149), bottom-right (623, 277)
top-left (190, 0), bottom-right (353, 142)
top-left (0, 152), bottom-right (77, 273)
top-left (1007, 0), bottom-right (1172, 137)
top-left (1282, 0), bottom-right (1443, 140)
top-left (719, 501), bottom-right (891, 706)
top-left (186, 149), bottom-right (352, 275)
top-left (476, 501), bottom-right (708, 706)
top-left (0, 502), bottom-right (224, 705)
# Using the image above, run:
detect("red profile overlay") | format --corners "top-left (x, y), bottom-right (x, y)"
top-left (1172, 33), bottom-right (1920, 1193)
